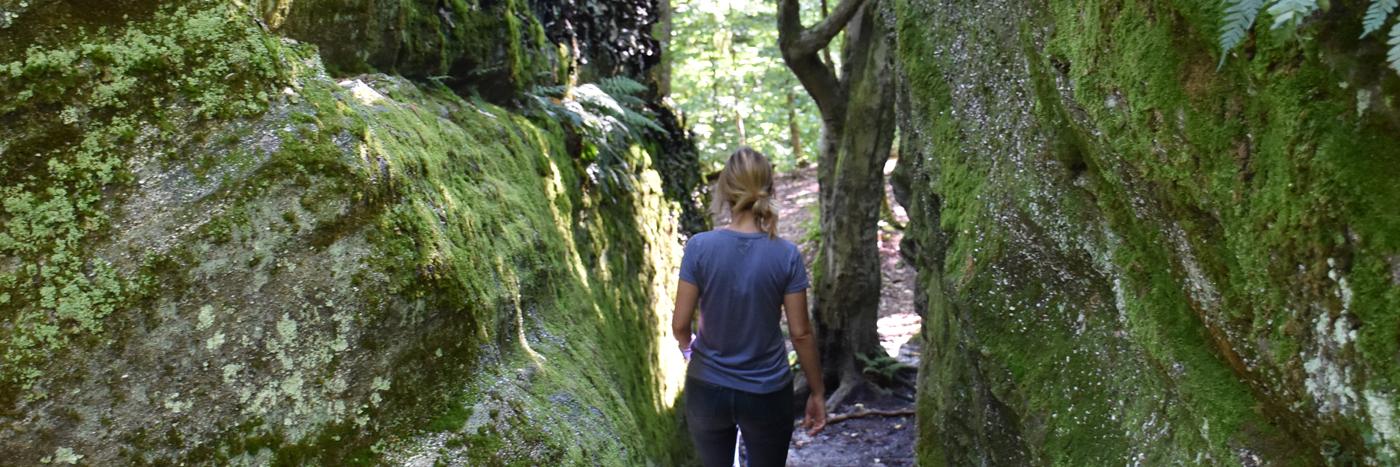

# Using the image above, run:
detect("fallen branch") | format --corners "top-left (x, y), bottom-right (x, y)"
top-left (829, 407), bottom-right (915, 424)
top-left (798, 407), bottom-right (916, 427)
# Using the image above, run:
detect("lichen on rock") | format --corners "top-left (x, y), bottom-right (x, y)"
top-left (895, 0), bottom-right (1400, 464)
top-left (0, 0), bottom-right (695, 464)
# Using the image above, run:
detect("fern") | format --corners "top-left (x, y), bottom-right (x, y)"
top-left (1267, 0), bottom-right (1319, 30)
top-left (1217, 0), bottom-right (1400, 76)
top-left (855, 352), bottom-right (913, 386)
top-left (596, 77), bottom-right (649, 111)
top-left (527, 76), bottom-right (665, 194)
top-left (1219, 0), bottom-right (1265, 67)
top-left (1388, 21), bottom-right (1400, 73)
top-left (598, 76), bottom-right (650, 100)
top-left (1364, 0), bottom-right (1398, 38)
top-left (531, 84), bottom-right (569, 97)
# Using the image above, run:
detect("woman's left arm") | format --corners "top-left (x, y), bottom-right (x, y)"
top-left (672, 280), bottom-right (700, 356)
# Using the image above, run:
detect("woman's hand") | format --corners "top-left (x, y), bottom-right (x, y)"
top-left (802, 392), bottom-right (827, 435)
top-left (678, 333), bottom-right (694, 361)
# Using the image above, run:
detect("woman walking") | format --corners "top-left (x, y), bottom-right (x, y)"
top-left (672, 147), bottom-right (827, 467)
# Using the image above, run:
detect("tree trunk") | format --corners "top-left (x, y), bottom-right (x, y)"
top-left (654, 0), bottom-right (673, 96)
top-left (813, 0), bottom-right (896, 405)
top-left (787, 87), bottom-right (805, 161)
top-left (779, 0), bottom-right (896, 407)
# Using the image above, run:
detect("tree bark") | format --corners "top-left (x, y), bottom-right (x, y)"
top-left (819, 0), bottom-right (837, 74)
top-left (654, 0), bottom-right (673, 96)
top-left (787, 86), bottom-right (805, 161)
top-left (778, 0), bottom-right (896, 407)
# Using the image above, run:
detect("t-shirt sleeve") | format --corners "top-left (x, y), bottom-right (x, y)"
top-left (784, 246), bottom-right (809, 294)
top-left (679, 237), bottom-right (701, 286)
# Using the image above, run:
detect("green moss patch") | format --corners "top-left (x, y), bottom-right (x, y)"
top-left (0, 2), bottom-right (692, 464)
top-left (897, 0), bottom-right (1400, 464)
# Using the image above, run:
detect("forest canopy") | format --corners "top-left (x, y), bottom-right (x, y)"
top-left (669, 0), bottom-right (827, 170)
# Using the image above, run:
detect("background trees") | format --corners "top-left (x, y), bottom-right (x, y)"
top-left (669, 0), bottom-right (824, 169)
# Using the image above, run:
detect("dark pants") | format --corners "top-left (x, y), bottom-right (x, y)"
top-left (685, 377), bottom-right (794, 467)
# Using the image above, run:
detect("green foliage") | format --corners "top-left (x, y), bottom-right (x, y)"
top-left (1390, 21), bottom-right (1400, 73)
top-left (1363, 0), bottom-right (1397, 37)
top-left (800, 202), bottom-right (822, 245)
top-left (1218, 0), bottom-right (1400, 76)
top-left (598, 75), bottom-right (651, 101)
top-left (1218, 0), bottom-right (1264, 65)
top-left (528, 76), bottom-right (662, 193)
top-left (855, 351), bottom-right (913, 386)
top-left (1265, 0), bottom-right (1318, 30)
top-left (670, 0), bottom-right (823, 170)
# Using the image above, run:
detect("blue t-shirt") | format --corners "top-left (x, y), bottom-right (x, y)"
top-left (679, 229), bottom-right (809, 394)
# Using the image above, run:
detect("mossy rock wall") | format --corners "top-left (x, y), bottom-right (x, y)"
top-left (269, 0), bottom-right (556, 100)
top-left (0, 1), bottom-right (690, 464)
top-left (894, 0), bottom-right (1400, 464)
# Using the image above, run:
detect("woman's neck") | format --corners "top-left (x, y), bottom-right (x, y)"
top-left (727, 211), bottom-right (761, 233)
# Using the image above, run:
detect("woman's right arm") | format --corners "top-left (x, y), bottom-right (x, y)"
top-left (672, 280), bottom-right (699, 356)
top-left (784, 290), bottom-right (826, 435)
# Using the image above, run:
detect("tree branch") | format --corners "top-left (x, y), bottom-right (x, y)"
top-left (793, 407), bottom-right (916, 427)
top-left (778, 0), bottom-right (852, 118)
top-left (827, 407), bottom-right (915, 425)
top-left (796, 0), bottom-right (865, 55)
top-left (819, 0), bottom-right (836, 70)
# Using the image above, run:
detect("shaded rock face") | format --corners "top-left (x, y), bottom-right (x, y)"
top-left (894, 0), bottom-right (1400, 464)
top-left (0, 0), bottom-right (695, 464)
top-left (532, 0), bottom-right (664, 80)
top-left (272, 0), bottom-right (555, 102)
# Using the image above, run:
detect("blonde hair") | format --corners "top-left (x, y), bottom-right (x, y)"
top-left (711, 147), bottom-right (779, 238)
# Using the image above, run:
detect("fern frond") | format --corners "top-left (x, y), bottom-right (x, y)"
top-left (598, 77), bottom-right (650, 109)
top-left (1267, 0), bottom-right (1319, 30)
top-left (598, 76), bottom-right (649, 97)
top-left (529, 84), bottom-right (569, 97)
top-left (611, 93), bottom-right (648, 108)
top-left (528, 75), bottom-right (664, 195)
top-left (573, 84), bottom-right (628, 126)
top-left (1363, 0), bottom-right (1397, 38)
top-left (1388, 21), bottom-right (1400, 74)
top-left (621, 107), bottom-right (666, 133)
top-left (1220, 0), bottom-right (1265, 66)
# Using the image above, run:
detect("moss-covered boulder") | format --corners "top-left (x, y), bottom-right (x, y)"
top-left (0, 1), bottom-right (691, 464)
top-left (894, 0), bottom-right (1400, 464)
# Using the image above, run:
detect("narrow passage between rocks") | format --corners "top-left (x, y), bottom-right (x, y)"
top-left (768, 164), bottom-right (920, 467)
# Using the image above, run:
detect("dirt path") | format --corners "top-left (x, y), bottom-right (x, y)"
top-left (772, 163), bottom-right (921, 466)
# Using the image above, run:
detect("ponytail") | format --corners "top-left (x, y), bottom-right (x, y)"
top-left (749, 189), bottom-right (778, 239)
top-left (711, 147), bottom-right (780, 239)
